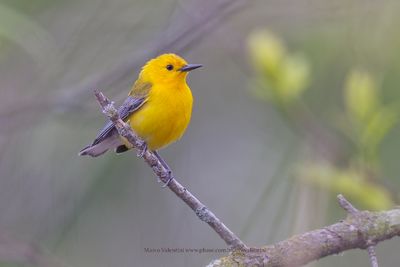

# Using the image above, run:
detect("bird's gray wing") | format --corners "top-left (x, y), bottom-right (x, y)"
top-left (91, 96), bottom-right (146, 146)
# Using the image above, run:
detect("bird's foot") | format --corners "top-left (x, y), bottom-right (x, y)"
top-left (156, 167), bottom-right (174, 187)
top-left (161, 172), bottom-right (174, 188)
top-left (153, 150), bottom-right (174, 188)
top-left (137, 142), bottom-right (147, 158)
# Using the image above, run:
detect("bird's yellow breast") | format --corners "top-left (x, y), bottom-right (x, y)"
top-left (128, 82), bottom-right (193, 150)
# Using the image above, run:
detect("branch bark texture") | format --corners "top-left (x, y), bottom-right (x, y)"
top-left (94, 90), bottom-right (247, 251)
top-left (208, 200), bottom-right (400, 267)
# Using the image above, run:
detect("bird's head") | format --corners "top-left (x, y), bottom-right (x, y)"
top-left (140, 53), bottom-right (202, 84)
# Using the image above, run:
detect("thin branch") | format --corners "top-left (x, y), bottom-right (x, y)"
top-left (337, 194), bottom-right (359, 214)
top-left (337, 194), bottom-right (379, 267)
top-left (208, 195), bottom-right (400, 267)
top-left (367, 245), bottom-right (379, 267)
top-left (93, 90), bottom-right (247, 251)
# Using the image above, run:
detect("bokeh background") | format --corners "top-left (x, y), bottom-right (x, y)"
top-left (1, 0), bottom-right (400, 266)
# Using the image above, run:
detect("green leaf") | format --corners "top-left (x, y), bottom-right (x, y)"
top-left (248, 30), bottom-right (310, 106)
top-left (247, 30), bottom-right (285, 78)
top-left (361, 105), bottom-right (399, 156)
top-left (277, 54), bottom-right (310, 103)
top-left (345, 69), bottom-right (379, 123)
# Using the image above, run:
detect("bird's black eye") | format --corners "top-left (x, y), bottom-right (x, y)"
top-left (166, 64), bottom-right (174, 71)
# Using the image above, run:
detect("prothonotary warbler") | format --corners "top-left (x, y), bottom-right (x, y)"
top-left (79, 53), bottom-right (201, 157)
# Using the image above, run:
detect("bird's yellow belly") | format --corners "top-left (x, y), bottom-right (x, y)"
top-left (128, 87), bottom-right (192, 150)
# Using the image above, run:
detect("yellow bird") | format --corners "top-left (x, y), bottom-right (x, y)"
top-left (79, 53), bottom-right (201, 157)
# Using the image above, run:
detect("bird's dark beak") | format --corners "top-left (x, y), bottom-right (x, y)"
top-left (179, 64), bottom-right (202, 72)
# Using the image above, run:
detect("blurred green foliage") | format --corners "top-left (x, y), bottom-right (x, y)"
top-left (342, 69), bottom-right (399, 162)
top-left (248, 30), bottom-right (398, 211)
top-left (299, 163), bottom-right (394, 210)
top-left (248, 30), bottom-right (310, 106)
top-left (345, 70), bottom-right (379, 124)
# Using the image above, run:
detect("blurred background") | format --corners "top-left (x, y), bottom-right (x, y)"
top-left (0, 0), bottom-right (399, 266)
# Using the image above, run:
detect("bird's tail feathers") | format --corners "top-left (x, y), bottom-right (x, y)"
top-left (79, 135), bottom-right (122, 157)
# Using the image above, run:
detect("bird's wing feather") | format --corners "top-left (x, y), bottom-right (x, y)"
top-left (91, 81), bottom-right (152, 146)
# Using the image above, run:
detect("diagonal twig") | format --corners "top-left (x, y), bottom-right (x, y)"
top-left (337, 194), bottom-right (359, 214)
top-left (94, 89), bottom-right (247, 251)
